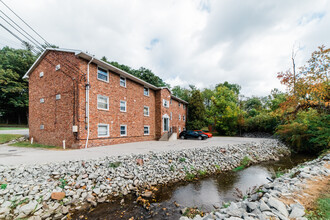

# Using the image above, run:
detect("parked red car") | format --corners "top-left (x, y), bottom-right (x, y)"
top-left (194, 130), bottom-right (213, 138)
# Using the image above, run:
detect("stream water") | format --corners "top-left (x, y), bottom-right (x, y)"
top-left (73, 154), bottom-right (315, 220)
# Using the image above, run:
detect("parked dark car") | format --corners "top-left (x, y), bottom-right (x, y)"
top-left (179, 130), bottom-right (208, 140)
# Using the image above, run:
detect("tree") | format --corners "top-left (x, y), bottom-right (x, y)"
top-left (216, 81), bottom-right (241, 95)
top-left (172, 85), bottom-right (193, 102)
top-left (101, 56), bottom-right (169, 88)
top-left (186, 89), bottom-right (206, 130)
top-left (0, 46), bottom-right (36, 124)
top-left (209, 85), bottom-right (240, 135)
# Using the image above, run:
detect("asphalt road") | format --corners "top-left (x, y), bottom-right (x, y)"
top-left (0, 137), bottom-right (270, 166)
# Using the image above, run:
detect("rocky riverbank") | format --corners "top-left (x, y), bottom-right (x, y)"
top-left (180, 153), bottom-right (330, 220)
top-left (0, 139), bottom-right (289, 219)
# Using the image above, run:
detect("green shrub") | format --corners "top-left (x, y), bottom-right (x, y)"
top-left (244, 112), bottom-right (280, 133)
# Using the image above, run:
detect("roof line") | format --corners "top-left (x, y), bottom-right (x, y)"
top-left (23, 48), bottom-right (188, 104)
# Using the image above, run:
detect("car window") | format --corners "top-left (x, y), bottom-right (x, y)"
top-left (196, 131), bottom-right (202, 133)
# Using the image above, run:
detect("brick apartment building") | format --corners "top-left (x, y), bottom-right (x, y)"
top-left (23, 48), bottom-right (187, 149)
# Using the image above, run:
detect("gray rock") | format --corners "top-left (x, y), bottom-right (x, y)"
top-left (259, 200), bottom-right (271, 212)
top-left (267, 197), bottom-right (288, 217)
top-left (19, 201), bottom-right (39, 215)
top-left (289, 206), bottom-right (305, 218)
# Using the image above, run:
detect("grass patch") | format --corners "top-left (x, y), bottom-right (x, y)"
top-left (185, 172), bottom-right (196, 181)
top-left (0, 127), bottom-right (28, 130)
top-left (179, 157), bottom-right (186, 162)
top-left (233, 156), bottom-right (251, 172)
top-left (9, 141), bottom-right (60, 149)
top-left (109, 161), bottom-right (121, 168)
top-left (306, 180), bottom-right (330, 220)
top-left (0, 134), bottom-right (23, 144)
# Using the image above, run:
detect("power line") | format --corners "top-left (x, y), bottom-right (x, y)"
top-left (0, 9), bottom-right (45, 49)
top-left (0, 15), bottom-right (43, 52)
top-left (0, 23), bottom-right (40, 54)
top-left (0, 0), bottom-right (51, 46)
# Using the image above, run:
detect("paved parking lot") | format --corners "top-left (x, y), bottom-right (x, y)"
top-left (0, 136), bottom-right (270, 166)
top-left (0, 129), bottom-right (29, 135)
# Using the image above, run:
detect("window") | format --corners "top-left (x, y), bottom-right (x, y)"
top-left (55, 64), bottom-right (60, 71)
top-left (163, 99), bottom-right (169, 108)
top-left (144, 106), bottom-right (149, 116)
top-left (144, 87), bottom-right (149, 96)
top-left (179, 114), bottom-right (181, 120)
top-left (98, 124), bottom-right (109, 137)
top-left (183, 115), bottom-right (185, 121)
top-left (170, 99), bottom-right (172, 104)
top-left (120, 76), bottom-right (126, 87)
top-left (40, 124), bottom-right (44, 130)
top-left (183, 104), bottom-right (186, 109)
top-left (120, 100), bottom-right (126, 112)
top-left (179, 127), bottom-right (181, 133)
top-left (40, 98), bottom-right (44, 103)
top-left (179, 102), bottom-right (181, 107)
top-left (183, 127), bottom-right (186, 131)
top-left (120, 125), bottom-right (127, 136)
top-left (170, 112), bottom-right (172, 120)
top-left (97, 95), bottom-right (109, 110)
top-left (97, 67), bottom-right (109, 82)
top-left (144, 126), bottom-right (150, 135)
top-left (56, 94), bottom-right (61, 100)
top-left (39, 72), bottom-right (44, 78)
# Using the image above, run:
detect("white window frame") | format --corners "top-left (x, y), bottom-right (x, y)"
top-left (98, 124), bottom-right (109, 137)
top-left (120, 76), bottom-right (126, 87)
top-left (144, 125), bottom-right (150, 135)
top-left (163, 99), bottom-right (169, 108)
top-left (179, 102), bottom-right (181, 107)
top-left (179, 114), bottom-right (181, 120)
top-left (120, 125), bottom-right (127, 136)
top-left (179, 127), bottom-right (181, 133)
top-left (56, 94), bottom-right (61, 100)
top-left (170, 112), bottom-right (172, 120)
top-left (183, 104), bottom-right (186, 109)
top-left (170, 99), bottom-right (172, 104)
top-left (97, 66), bottom-right (109, 82)
top-left (183, 115), bottom-right (185, 121)
top-left (40, 124), bottom-right (44, 130)
top-left (120, 100), bottom-right (127, 112)
top-left (97, 95), bottom-right (109, 110)
top-left (144, 106), bottom-right (149, 116)
top-left (39, 72), bottom-right (44, 78)
top-left (40, 98), bottom-right (44, 103)
top-left (144, 87), bottom-right (149, 96)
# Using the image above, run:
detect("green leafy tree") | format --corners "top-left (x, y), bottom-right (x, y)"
top-left (171, 85), bottom-right (193, 102)
top-left (210, 86), bottom-right (240, 135)
top-left (101, 56), bottom-right (169, 87)
top-left (216, 81), bottom-right (241, 95)
top-left (0, 46), bottom-right (36, 124)
top-left (186, 89), bottom-right (206, 130)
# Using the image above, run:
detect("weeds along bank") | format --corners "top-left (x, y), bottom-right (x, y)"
top-left (180, 153), bottom-right (330, 220)
top-left (0, 139), bottom-right (289, 219)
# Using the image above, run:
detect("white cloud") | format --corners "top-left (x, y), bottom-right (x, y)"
top-left (1, 0), bottom-right (329, 96)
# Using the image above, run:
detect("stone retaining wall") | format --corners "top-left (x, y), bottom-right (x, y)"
top-left (0, 139), bottom-right (289, 219)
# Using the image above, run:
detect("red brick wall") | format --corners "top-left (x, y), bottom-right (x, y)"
top-left (75, 61), bottom-right (157, 148)
top-left (29, 51), bottom-right (187, 148)
top-left (29, 51), bottom-right (79, 147)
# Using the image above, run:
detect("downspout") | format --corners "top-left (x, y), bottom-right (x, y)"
top-left (85, 56), bottom-right (94, 149)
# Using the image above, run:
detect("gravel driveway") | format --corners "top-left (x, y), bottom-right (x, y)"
top-left (0, 137), bottom-right (270, 166)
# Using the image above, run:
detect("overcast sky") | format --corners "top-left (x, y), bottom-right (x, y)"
top-left (1, 0), bottom-right (329, 96)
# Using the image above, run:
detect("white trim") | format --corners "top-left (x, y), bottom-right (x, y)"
top-left (163, 99), bottom-right (169, 108)
top-left (97, 66), bottom-right (109, 83)
top-left (40, 124), bottom-right (44, 130)
top-left (120, 125), bottom-right (127, 136)
top-left (39, 72), bottom-right (44, 78)
top-left (97, 94), bottom-right (109, 110)
top-left (120, 76), bottom-right (126, 88)
top-left (98, 124), bottom-right (109, 137)
top-left (144, 106), bottom-right (150, 116)
top-left (55, 94), bottom-right (61, 100)
top-left (120, 100), bottom-right (127, 112)
top-left (40, 98), bottom-right (44, 103)
top-left (144, 87), bottom-right (149, 96)
top-left (179, 114), bottom-right (181, 121)
top-left (144, 125), bottom-right (150, 135)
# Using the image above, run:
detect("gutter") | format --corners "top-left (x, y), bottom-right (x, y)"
top-left (85, 56), bottom-right (94, 149)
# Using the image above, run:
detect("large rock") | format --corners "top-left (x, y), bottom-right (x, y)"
top-left (289, 206), bottom-right (305, 218)
top-left (267, 197), bottom-right (289, 217)
top-left (51, 192), bottom-right (66, 200)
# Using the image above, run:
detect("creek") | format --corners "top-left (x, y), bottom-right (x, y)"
top-left (73, 154), bottom-right (315, 220)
